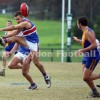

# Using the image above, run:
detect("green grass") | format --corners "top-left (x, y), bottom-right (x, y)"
top-left (0, 14), bottom-right (67, 48)
top-left (36, 20), bottom-right (64, 46)
top-left (0, 62), bottom-right (100, 100)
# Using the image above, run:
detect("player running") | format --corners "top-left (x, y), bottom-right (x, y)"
top-left (73, 16), bottom-right (100, 98)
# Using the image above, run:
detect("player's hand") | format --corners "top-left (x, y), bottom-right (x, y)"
top-left (2, 36), bottom-right (7, 38)
top-left (73, 36), bottom-right (78, 42)
top-left (6, 52), bottom-right (12, 57)
top-left (76, 49), bottom-right (83, 56)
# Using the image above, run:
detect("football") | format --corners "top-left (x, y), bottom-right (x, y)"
top-left (20, 3), bottom-right (29, 17)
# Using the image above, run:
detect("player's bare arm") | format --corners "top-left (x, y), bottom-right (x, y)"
top-left (73, 36), bottom-right (82, 44)
top-left (0, 21), bottom-right (29, 32)
top-left (0, 24), bottom-right (21, 32)
top-left (3, 30), bottom-right (20, 38)
top-left (22, 21), bottom-right (32, 29)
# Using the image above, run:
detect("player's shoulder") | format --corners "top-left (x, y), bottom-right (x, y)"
top-left (86, 28), bottom-right (94, 35)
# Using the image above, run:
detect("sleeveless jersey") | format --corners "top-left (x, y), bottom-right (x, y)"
top-left (22, 18), bottom-right (39, 43)
top-left (82, 28), bottom-right (99, 56)
top-left (5, 31), bottom-right (15, 47)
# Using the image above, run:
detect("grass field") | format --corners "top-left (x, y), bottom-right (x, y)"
top-left (0, 62), bottom-right (100, 100)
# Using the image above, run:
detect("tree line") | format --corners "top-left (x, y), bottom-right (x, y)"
top-left (1, 0), bottom-right (100, 21)
top-left (25, 0), bottom-right (100, 21)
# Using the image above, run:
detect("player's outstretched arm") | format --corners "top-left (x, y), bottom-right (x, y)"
top-left (3, 30), bottom-right (20, 38)
top-left (0, 23), bottom-right (23, 32)
top-left (0, 25), bottom-right (16, 32)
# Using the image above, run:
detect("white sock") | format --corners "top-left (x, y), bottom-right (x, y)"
top-left (2, 66), bottom-right (5, 70)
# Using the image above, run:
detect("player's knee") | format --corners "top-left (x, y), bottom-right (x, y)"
top-left (8, 65), bottom-right (13, 69)
top-left (11, 36), bottom-right (17, 42)
top-left (13, 36), bottom-right (20, 42)
top-left (83, 77), bottom-right (89, 82)
top-left (8, 63), bottom-right (15, 69)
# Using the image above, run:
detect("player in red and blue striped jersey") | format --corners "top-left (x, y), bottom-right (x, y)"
top-left (0, 11), bottom-right (51, 88)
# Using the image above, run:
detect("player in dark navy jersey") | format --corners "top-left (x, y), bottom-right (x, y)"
top-left (0, 21), bottom-right (15, 76)
top-left (73, 16), bottom-right (100, 97)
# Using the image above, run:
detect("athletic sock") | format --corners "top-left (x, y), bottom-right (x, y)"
top-left (2, 66), bottom-right (5, 71)
top-left (92, 88), bottom-right (98, 94)
top-left (43, 73), bottom-right (47, 77)
top-left (31, 83), bottom-right (36, 86)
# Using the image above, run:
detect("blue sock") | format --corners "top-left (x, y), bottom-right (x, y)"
top-left (92, 88), bottom-right (97, 93)
top-left (43, 73), bottom-right (47, 77)
top-left (31, 83), bottom-right (35, 86)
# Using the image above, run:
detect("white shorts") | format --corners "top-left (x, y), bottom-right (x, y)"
top-left (25, 40), bottom-right (38, 51)
top-left (15, 52), bottom-right (28, 61)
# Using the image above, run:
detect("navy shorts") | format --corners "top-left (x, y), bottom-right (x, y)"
top-left (4, 46), bottom-right (13, 52)
top-left (82, 56), bottom-right (99, 70)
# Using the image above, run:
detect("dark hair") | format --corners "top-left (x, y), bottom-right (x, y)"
top-left (7, 20), bottom-right (12, 24)
top-left (14, 11), bottom-right (22, 17)
top-left (77, 16), bottom-right (88, 26)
